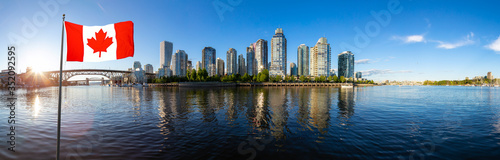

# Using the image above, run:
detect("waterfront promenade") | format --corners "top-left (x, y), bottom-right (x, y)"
top-left (148, 82), bottom-right (363, 87)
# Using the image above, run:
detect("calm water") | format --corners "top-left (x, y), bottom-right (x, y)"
top-left (1, 86), bottom-right (500, 159)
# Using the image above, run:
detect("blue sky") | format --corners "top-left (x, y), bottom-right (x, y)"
top-left (1, 0), bottom-right (500, 81)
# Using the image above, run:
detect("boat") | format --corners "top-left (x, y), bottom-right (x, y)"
top-left (341, 85), bottom-right (353, 88)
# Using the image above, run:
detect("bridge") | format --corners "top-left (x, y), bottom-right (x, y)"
top-left (42, 69), bottom-right (156, 83)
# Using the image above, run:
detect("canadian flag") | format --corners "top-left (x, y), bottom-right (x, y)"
top-left (64, 21), bottom-right (134, 62)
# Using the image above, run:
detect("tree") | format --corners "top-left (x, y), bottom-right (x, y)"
top-left (300, 75), bottom-right (307, 82)
top-left (275, 75), bottom-right (282, 82)
top-left (314, 76), bottom-right (320, 82)
top-left (320, 75), bottom-right (326, 82)
top-left (340, 76), bottom-right (346, 83)
top-left (186, 69), bottom-right (192, 81)
top-left (328, 76), bottom-right (334, 82)
top-left (259, 69), bottom-right (269, 82)
top-left (190, 69), bottom-right (197, 81)
top-left (241, 73), bottom-right (251, 82)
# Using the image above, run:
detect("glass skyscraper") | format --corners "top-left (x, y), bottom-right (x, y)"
top-left (216, 58), bottom-right (225, 76)
top-left (310, 37), bottom-right (331, 77)
top-left (171, 50), bottom-right (188, 76)
top-left (202, 47), bottom-right (216, 76)
top-left (297, 44), bottom-right (309, 76)
top-left (226, 48), bottom-right (237, 75)
top-left (238, 54), bottom-right (246, 75)
top-left (338, 51), bottom-right (354, 78)
top-left (255, 39), bottom-right (268, 74)
top-left (160, 41), bottom-right (173, 76)
top-left (290, 62), bottom-right (297, 76)
top-left (246, 45), bottom-right (256, 76)
top-left (270, 28), bottom-right (287, 77)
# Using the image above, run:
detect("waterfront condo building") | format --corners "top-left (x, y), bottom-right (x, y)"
top-left (338, 51), bottom-right (354, 78)
top-left (355, 72), bottom-right (362, 78)
top-left (226, 48), bottom-right (237, 75)
top-left (216, 58), bottom-right (225, 76)
top-left (487, 72), bottom-right (494, 80)
top-left (255, 39), bottom-right (268, 74)
top-left (171, 50), bottom-right (188, 76)
top-left (310, 37), bottom-right (331, 77)
top-left (187, 60), bottom-right (192, 71)
top-left (238, 54), bottom-right (246, 75)
top-left (270, 28), bottom-right (287, 77)
top-left (297, 44), bottom-right (309, 76)
top-left (202, 47), bottom-right (217, 76)
top-left (290, 62), bottom-right (297, 76)
top-left (144, 64), bottom-right (153, 74)
top-left (160, 41), bottom-right (173, 76)
top-left (246, 45), bottom-right (256, 76)
top-left (195, 61), bottom-right (201, 71)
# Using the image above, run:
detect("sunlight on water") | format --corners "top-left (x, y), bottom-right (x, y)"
top-left (33, 95), bottom-right (41, 118)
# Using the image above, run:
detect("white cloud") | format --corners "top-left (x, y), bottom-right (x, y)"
top-left (486, 35), bottom-right (500, 52)
top-left (406, 35), bottom-right (425, 43)
top-left (355, 59), bottom-right (370, 64)
top-left (361, 69), bottom-right (412, 77)
top-left (436, 32), bottom-right (474, 49)
top-left (393, 34), bottom-right (425, 43)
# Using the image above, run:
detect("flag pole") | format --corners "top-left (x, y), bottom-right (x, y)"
top-left (57, 14), bottom-right (65, 160)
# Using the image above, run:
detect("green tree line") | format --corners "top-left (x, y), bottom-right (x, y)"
top-left (152, 68), bottom-right (373, 84)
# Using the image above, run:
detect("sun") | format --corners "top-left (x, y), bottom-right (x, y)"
top-left (31, 66), bottom-right (42, 74)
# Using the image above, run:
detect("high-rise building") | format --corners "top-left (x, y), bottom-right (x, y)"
top-left (310, 37), bottom-right (331, 77)
top-left (157, 68), bottom-right (165, 78)
top-left (195, 61), bottom-right (201, 71)
top-left (246, 45), bottom-right (256, 76)
top-left (171, 50), bottom-right (188, 76)
top-left (202, 47), bottom-right (216, 76)
top-left (160, 41), bottom-right (173, 68)
top-left (487, 72), bottom-right (494, 80)
top-left (270, 28), bottom-right (287, 77)
top-left (355, 72), bottom-right (362, 78)
top-left (133, 61), bottom-right (142, 70)
top-left (297, 44), bottom-right (309, 76)
top-left (187, 60), bottom-right (192, 71)
top-left (330, 69), bottom-right (336, 76)
top-left (216, 58), bottom-right (225, 76)
top-left (160, 41), bottom-right (173, 76)
top-left (226, 48), bottom-right (237, 75)
top-left (238, 54), bottom-right (246, 75)
top-left (338, 51), bottom-right (354, 78)
top-left (144, 64), bottom-right (153, 73)
top-left (290, 62), bottom-right (297, 76)
top-left (255, 39), bottom-right (268, 73)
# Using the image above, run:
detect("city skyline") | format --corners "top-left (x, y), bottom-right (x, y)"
top-left (1, 0), bottom-right (500, 81)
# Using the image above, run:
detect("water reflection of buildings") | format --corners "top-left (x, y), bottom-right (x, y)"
top-left (310, 88), bottom-right (331, 134)
top-left (269, 88), bottom-right (288, 139)
top-left (296, 88), bottom-right (310, 127)
top-left (337, 88), bottom-right (355, 125)
top-left (197, 89), bottom-right (217, 122)
top-left (254, 88), bottom-right (270, 130)
top-left (224, 88), bottom-right (238, 122)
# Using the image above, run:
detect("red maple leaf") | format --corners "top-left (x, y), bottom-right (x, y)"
top-left (87, 29), bottom-right (113, 57)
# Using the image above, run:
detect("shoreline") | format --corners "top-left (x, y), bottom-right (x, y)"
top-left (147, 82), bottom-right (368, 87)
